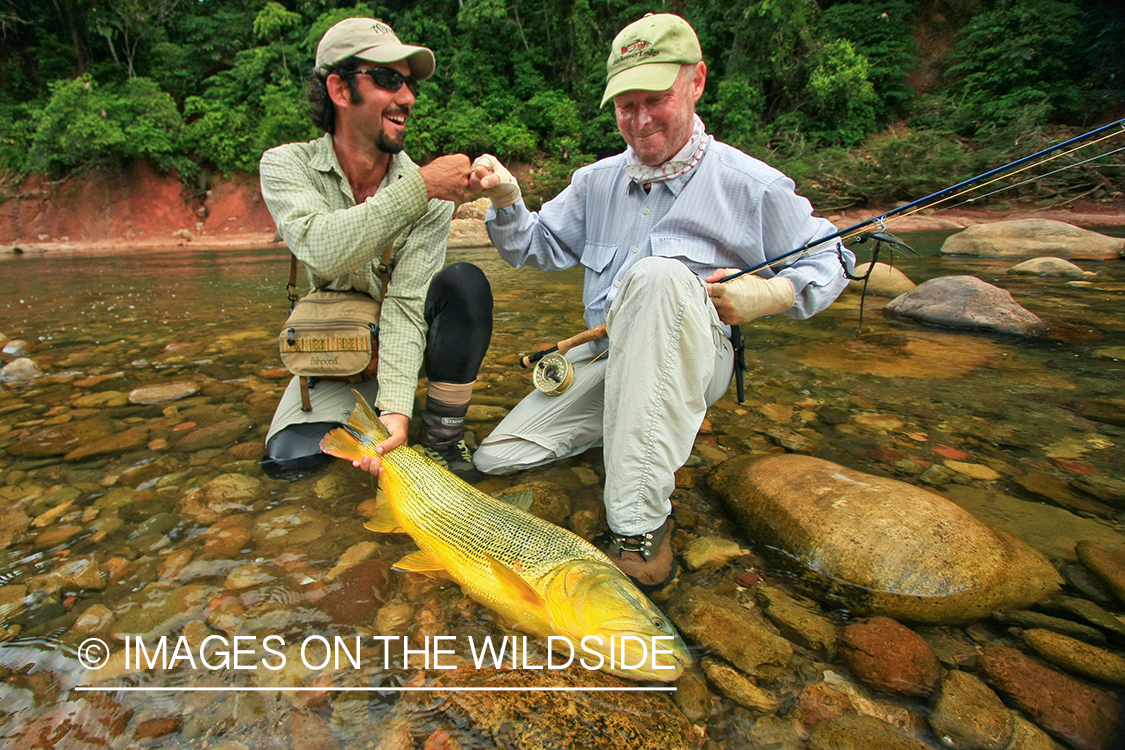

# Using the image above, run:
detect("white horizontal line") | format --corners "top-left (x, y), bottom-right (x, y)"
top-left (75, 686), bottom-right (675, 692)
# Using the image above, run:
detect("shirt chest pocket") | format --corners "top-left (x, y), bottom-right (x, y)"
top-left (650, 235), bottom-right (719, 270)
top-left (579, 243), bottom-right (618, 274)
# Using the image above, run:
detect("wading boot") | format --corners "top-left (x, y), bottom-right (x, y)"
top-left (417, 397), bottom-right (482, 483)
top-left (605, 516), bottom-right (677, 593)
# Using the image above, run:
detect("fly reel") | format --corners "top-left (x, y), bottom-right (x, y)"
top-left (531, 351), bottom-right (574, 396)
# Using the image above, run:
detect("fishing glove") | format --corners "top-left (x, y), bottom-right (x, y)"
top-left (709, 273), bottom-right (795, 324)
top-left (471, 154), bottom-right (522, 208)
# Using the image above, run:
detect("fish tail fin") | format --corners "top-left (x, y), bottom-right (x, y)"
top-left (319, 424), bottom-right (369, 464)
top-left (346, 389), bottom-right (390, 441)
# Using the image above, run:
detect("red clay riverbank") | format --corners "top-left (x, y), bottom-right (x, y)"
top-left (2, 162), bottom-right (1122, 254)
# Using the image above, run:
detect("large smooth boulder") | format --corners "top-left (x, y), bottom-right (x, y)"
top-left (846, 262), bottom-right (917, 297)
top-left (709, 455), bottom-right (1063, 623)
top-left (883, 276), bottom-right (1043, 336)
top-left (941, 219), bottom-right (1124, 260)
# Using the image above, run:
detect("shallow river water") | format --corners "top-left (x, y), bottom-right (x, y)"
top-left (0, 230), bottom-right (1123, 749)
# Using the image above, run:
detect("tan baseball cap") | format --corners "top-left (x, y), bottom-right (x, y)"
top-left (315, 18), bottom-right (435, 81)
top-left (601, 14), bottom-right (702, 107)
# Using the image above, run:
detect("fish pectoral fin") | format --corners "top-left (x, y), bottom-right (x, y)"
top-left (493, 487), bottom-right (535, 511)
top-left (484, 553), bottom-right (545, 608)
top-left (393, 550), bottom-right (448, 574)
top-left (363, 492), bottom-right (403, 534)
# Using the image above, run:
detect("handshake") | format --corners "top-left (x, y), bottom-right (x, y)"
top-left (417, 153), bottom-right (522, 208)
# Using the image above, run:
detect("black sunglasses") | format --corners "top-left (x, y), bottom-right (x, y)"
top-left (351, 67), bottom-right (419, 96)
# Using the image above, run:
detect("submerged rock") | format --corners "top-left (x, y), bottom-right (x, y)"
top-left (1021, 628), bottom-right (1125, 685)
top-left (883, 276), bottom-right (1043, 336)
top-left (1008, 257), bottom-right (1089, 278)
top-left (128, 382), bottom-right (200, 405)
top-left (709, 455), bottom-right (1063, 622)
top-left (979, 645), bottom-right (1121, 750)
top-left (838, 617), bottom-right (942, 697)
top-left (0, 357), bottom-right (41, 383)
top-left (177, 474), bottom-right (262, 525)
top-left (846, 262), bottom-right (917, 297)
top-left (5, 418), bottom-right (115, 458)
top-left (929, 669), bottom-right (1015, 750)
top-left (665, 587), bottom-right (794, 681)
top-left (1075, 540), bottom-right (1125, 606)
top-left (808, 713), bottom-right (931, 750)
top-left (387, 667), bottom-right (697, 750)
top-left (941, 219), bottom-right (1124, 260)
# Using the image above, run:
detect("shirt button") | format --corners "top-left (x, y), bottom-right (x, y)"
top-left (615, 281), bottom-right (621, 288)
top-left (643, 207), bottom-right (650, 215)
top-left (631, 247), bottom-right (638, 253)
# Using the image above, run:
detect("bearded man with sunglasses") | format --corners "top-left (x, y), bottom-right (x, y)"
top-left (259, 18), bottom-right (492, 481)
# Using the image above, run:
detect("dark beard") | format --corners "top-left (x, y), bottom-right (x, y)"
top-left (376, 130), bottom-right (405, 154)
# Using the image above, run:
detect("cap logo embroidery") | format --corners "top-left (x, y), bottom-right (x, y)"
top-left (620, 40), bottom-right (651, 55)
top-left (370, 21), bottom-right (393, 35)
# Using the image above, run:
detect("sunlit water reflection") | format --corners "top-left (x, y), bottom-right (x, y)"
top-left (0, 230), bottom-right (1122, 748)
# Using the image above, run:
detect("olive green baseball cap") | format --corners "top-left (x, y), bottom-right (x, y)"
top-left (601, 13), bottom-right (702, 107)
top-left (316, 18), bottom-right (435, 81)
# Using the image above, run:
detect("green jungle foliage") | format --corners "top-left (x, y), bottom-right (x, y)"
top-left (0, 0), bottom-right (1121, 208)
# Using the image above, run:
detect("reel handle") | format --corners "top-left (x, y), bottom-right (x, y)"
top-left (520, 324), bottom-right (607, 368)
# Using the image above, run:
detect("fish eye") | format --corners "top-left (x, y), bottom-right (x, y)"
top-left (653, 619), bottom-right (664, 629)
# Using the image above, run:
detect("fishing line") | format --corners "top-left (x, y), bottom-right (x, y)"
top-left (942, 144), bottom-right (1125, 210)
top-left (718, 118), bottom-right (1125, 283)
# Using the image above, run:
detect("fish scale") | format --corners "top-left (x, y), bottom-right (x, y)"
top-left (383, 443), bottom-right (612, 617)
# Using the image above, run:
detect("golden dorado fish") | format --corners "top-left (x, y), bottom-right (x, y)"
top-left (320, 391), bottom-right (690, 682)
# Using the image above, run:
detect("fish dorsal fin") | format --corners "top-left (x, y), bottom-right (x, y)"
top-left (393, 549), bottom-right (448, 574)
top-left (484, 553), bottom-right (545, 608)
top-left (363, 487), bottom-right (402, 534)
top-left (494, 487), bottom-right (535, 511)
top-left (347, 389), bottom-right (389, 441)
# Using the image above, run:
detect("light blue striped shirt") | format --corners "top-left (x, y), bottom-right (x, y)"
top-left (485, 137), bottom-right (853, 331)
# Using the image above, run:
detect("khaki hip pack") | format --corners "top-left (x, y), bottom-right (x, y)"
top-left (279, 247), bottom-right (392, 411)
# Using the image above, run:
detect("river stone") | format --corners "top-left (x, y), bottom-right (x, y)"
top-left (1008, 257), bottom-right (1088, 278)
top-left (1021, 628), bottom-right (1125, 685)
top-left (883, 276), bottom-right (1043, 336)
top-left (941, 220), bottom-right (1124, 260)
top-left (65, 426), bottom-right (148, 461)
top-left (5, 418), bottom-right (115, 457)
top-left (682, 536), bottom-right (748, 570)
top-left (928, 669), bottom-right (1013, 750)
top-left (665, 587), bottom-right (793, 681)
top-left (0, 508), bottom-right (30, 549)
top-left (753, 586), bottom-right (838, 658)
top-left (0, 584), bottom-right (27, 621)
top-left (942, 486), bottom-right (1125, 562)
top-left (177, 474), bottom-right (261, 525)
top-left (11, 695), bottom-right (133, 748)
top-left (807, 713), bottom-right (932, 750)
top-left (0, 357), bottom-right (41, 383)
top-left (846, 262), bottom-right (916, 297)
top-left (388, 667), bottom-right (696, 750)
top-left (1008, 715), bottom-right (1066, 750)
top-left (992, 610), bottom-right (1107, 646)
top-left (2, 339), bottom-right (33, 356)
top-left (978, 645), bottom-right (1121, 750)
top-left (839, 617), bottom-right (942, 697)
top-left (1075, 540), bottom-right (1125, 606)
top-left (709, 455), bottom-right (1063, 622)
top-left (701, 655), bottom-right (780, 712)
top-left (175, 416), bottom-right (253, 452)
top-left (128, 382), bottom-right (200, 405)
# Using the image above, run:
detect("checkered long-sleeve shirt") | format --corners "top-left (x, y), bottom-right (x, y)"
top-left (485, 138), bottom-right (852, 331)
top-left (260, 133), bottom-right (454, 418)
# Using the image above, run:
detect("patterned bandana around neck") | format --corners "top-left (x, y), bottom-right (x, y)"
top-left (623, 114), bottom-right (708, 186)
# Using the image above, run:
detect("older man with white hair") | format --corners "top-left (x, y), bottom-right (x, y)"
top-left (469, 13), bottom-right (852, 589)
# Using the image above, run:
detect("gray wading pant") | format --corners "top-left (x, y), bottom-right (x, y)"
top-left (474, 256), bottom-right (734, 536)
